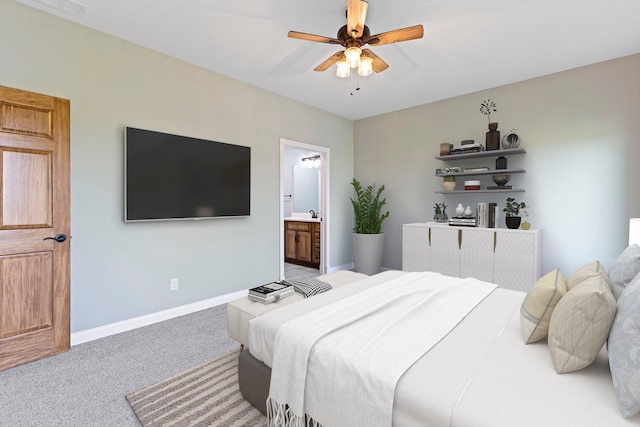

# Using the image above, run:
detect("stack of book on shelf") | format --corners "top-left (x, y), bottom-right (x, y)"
top-left (449, 216), bottom-right (477, 227)
top-left (450, 140), bottom-right (485, 155)
top-left (248, 282), bottom-right (294, 304)
top-left (477, 202), bottom-right (499, 228)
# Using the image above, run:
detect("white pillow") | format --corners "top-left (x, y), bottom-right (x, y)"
top-left (548, 274), bottom-right (617, 374)
top-left (520, 269), bottom-right (567, 344)
top-left (609, 272), bottom-right (640, 418)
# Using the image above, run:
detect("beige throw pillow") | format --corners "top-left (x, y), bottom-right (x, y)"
top-left (520, 269), bottom-right (567, 344)
top-left (566, 260), bottom-right (612, 291)
top-left (548, 274), bottom-right (617, 373)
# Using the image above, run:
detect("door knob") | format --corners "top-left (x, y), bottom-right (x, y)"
top-left (44, 233), bottom-right (67, 243)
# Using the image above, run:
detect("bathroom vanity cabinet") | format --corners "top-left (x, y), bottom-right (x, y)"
top-left (285, 220), bottom-right (321, 268)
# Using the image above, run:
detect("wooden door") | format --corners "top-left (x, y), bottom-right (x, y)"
top-left (0, 85), bottom-right (71, 371)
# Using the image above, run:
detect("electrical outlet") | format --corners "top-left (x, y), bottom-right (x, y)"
top-left (170, 278), bottom-right (178, 291)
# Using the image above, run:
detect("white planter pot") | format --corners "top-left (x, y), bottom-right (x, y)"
top-left (352, 232), bottom-right (385, 275)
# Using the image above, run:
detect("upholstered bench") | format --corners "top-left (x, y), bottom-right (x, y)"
top-left (226, 270), bottom-right (368, 346)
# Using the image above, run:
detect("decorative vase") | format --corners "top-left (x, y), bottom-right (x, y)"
top-left (495, 156), bottom-right (507, 170)
top-left (505, 216), bottom-right (522, 229)
top-left (442, 176), bottom-right (456, 191)
top-left (455, 203), bottom-right (465, 216)
top-left (486, 122), bottom-right (500, 151)
top-left (434, 213), bottom-right (448, 223)
top-left (464, 205), bottom-right (473, 217)
top-left (492, 174), bottom-right (511, 187)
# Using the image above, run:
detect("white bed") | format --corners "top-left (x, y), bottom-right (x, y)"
top-left (245, 270), bottom-right (638, 427)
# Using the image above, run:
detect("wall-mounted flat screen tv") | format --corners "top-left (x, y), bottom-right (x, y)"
top-left (124, 127), bottom-right (251, 222)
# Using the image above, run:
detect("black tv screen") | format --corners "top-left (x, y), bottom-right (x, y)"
top-left (124, 127), bottom-right (250, 221)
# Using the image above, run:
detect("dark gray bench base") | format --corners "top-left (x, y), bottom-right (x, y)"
top-left (238, 349), bottom-right (271, 416)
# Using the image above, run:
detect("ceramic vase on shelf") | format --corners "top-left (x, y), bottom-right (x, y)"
top-left (486, 122), bottom-right (500, 151)
top-left (495, 156), bottom-right (507, 170)
top-left (455, 203), bottom-right (465, 216)
top-left (442, 176), bottom-right (456, 191)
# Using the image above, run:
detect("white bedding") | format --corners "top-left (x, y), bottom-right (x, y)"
top-left (249, 271), bottom-right (638, 427)
top-left (267, 272), bottom-right (496, 427)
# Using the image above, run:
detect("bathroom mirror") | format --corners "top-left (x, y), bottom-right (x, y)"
top-left (293, 165), bottom-right (320, 214)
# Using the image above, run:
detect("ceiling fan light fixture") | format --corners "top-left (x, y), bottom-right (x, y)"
top-left (358, 56), bottom-right (373, 76)
top-left (345, 46), bottom-right (362, 68)
top-left (336, 59), bottom-right (350, 78)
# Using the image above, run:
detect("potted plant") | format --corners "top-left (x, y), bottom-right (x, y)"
top-left (350, 178), bottom-right (390, 275)
top-left (434, 202), bottom-right (448, 223)
top-left (503, 197), bottom-right (528, 229)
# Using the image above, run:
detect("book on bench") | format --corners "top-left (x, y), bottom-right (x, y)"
top-left (248, 282), bottom-right (294, 304)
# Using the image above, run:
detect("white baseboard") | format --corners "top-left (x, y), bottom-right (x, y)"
top-left (70, 290), bottom-right (247, 346)
top-left (326, 262), bottom-right (354, 273)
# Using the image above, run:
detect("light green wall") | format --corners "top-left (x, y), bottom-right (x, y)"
top-left (4, 1), bottom-right (639, 333)
top-left (0, 1), bottom-right (354, 331)
top-left (355, 54), bottom-right (640, 276)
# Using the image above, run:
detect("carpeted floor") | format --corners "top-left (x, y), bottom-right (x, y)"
top-left (0, 304), bottom-right (240, 426)
top-left (127, 350), bottom-right (265, 427)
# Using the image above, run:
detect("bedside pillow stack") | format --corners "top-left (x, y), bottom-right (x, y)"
top-left (519, 245), bottom-right (640, 418)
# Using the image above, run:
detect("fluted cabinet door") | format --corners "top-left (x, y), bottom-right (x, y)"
top-left (493, 230), bottom-right (542, 291)
top-left (402, 224), bottom-right (430, 271)
top-left (459, 228), bottom-right (494, 283)
top-left (430, 227), bottom-right (460, 277)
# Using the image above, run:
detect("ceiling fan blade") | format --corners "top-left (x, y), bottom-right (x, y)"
top-left (362, 49), bottom-right (389, 73)
top-left (368, 24), bottom-right (424, 46)
top-left (347, 0), bottom-right (368, 39)
top-left (288, 31), bottom-right (341, 45)
top-left (314, 51), bottom-right (345, 72)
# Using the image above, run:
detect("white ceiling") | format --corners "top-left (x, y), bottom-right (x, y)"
top-left (15, 0), bottom-right (640, 120)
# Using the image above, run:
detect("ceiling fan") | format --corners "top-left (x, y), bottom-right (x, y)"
top-left (288, 0), bottom-right (424, 78)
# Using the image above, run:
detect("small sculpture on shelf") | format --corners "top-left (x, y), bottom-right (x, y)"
top-left (502, 130), bottom-right (521, 149)
top-left (455, 203), bottom-right (465, 216)
top-left (434, 202), bottom-right (448, 223)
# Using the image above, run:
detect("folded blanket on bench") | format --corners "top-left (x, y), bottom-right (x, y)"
top-left (282, 278), bottom-right (332, 298)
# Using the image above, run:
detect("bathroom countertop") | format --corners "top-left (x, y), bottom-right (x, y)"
top-left (284, 216), bottom-right (321, 223)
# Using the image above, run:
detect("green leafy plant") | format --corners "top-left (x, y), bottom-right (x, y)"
top-left (480, 99), bottom-right (497, 123)
top-left (434, 202), bottom-right (447, 214)
top-left (350, 178), bottom-right (390, 234)
top-left (503, 197), bottom-right (528, 217)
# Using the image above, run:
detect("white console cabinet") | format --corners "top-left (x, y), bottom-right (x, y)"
top-left (403, 223), bottom-right (542, 292)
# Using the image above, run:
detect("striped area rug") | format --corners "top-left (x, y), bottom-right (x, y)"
top-left (127, 350), bottom-right (266, 426)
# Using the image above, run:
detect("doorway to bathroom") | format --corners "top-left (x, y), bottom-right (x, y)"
top-left (280, 138), bottom-right (330, 280)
